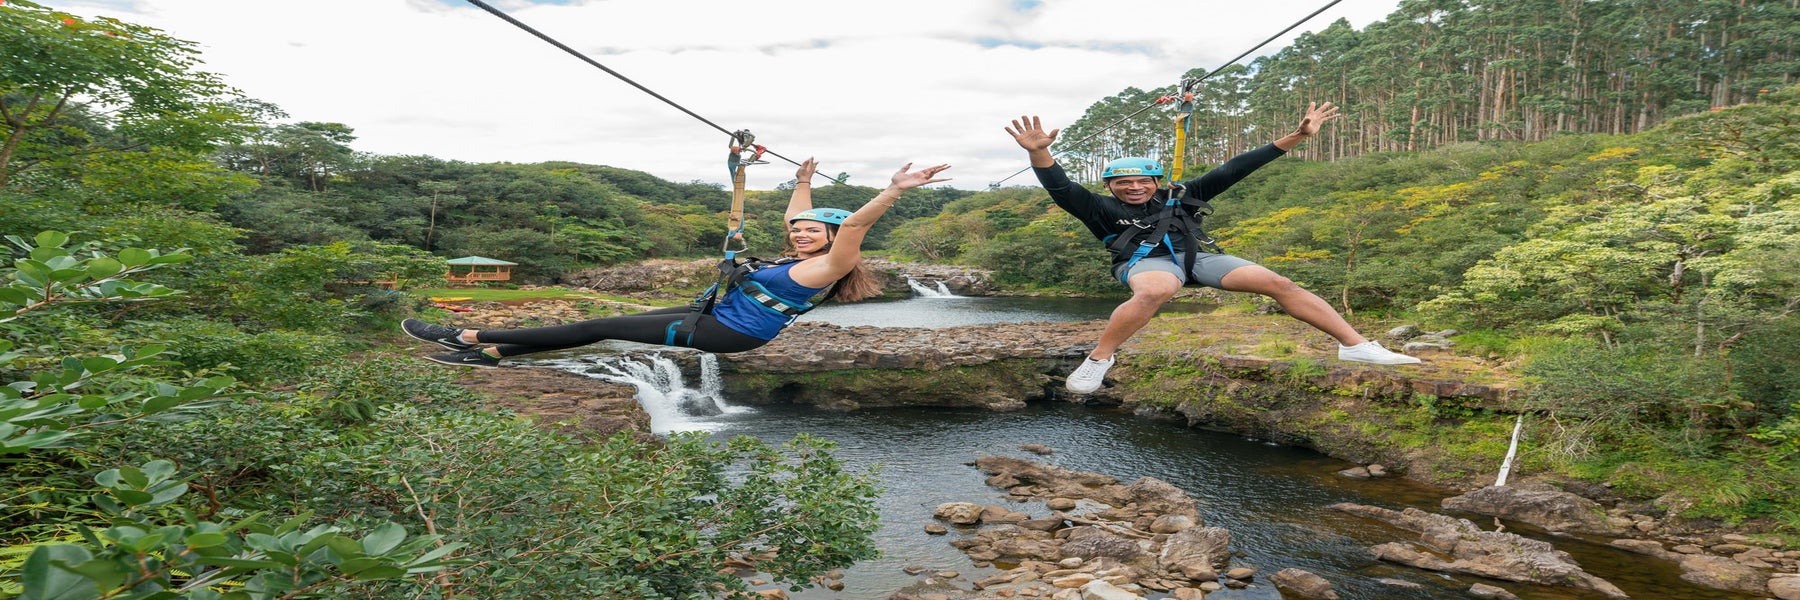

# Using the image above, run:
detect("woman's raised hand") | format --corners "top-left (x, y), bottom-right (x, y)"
top-left (796, 157), bottom-right (818, 182)
top-left (890, 163), bottom-right (952, 191)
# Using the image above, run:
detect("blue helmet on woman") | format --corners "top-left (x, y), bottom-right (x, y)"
top-left (789, 208), bottom-right (853, 225)
top-left (1101, 157), bottom-right (1163, 180)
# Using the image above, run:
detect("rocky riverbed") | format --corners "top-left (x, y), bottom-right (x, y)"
top-left (410, 294), bottom-right (1800, 599)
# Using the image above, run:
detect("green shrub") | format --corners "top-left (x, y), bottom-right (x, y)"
top-left (279, 408), bottom-right (881, 598)
top-left (1521, 339), bottom-right (1733, 430)
top-left (123, 317), bottom-right (348, 383)
top-left (294, 357), bottom-right (484, 423)
top-left (1731, 316), bottom-right (1800, 425)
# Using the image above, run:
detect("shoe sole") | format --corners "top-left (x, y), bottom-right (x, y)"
top-left (1339, 357), bottom-right (1423, 365)
top-left (403, 321), bottom-right (474, 351)
top-left (1065, 378), bottom-right (1106, 394)
top-left (420, 355), bottom-right (499, 369)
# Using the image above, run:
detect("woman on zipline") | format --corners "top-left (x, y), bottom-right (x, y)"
top-left (404, 157), bottom-right (952, 368)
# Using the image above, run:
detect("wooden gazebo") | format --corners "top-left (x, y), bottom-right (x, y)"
top-left (445, 256), bottom-right (517, 286)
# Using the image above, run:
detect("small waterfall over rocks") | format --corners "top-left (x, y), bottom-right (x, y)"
top-left (571, 352), bottom-right (741, 433)
top-left (904, 277), bottom-right (959, 298)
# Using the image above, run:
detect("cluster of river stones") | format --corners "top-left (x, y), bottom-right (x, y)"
top-left (861, 451), bottom-right (1800, 600)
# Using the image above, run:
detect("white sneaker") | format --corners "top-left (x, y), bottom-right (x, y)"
top-left (1066, 355), bottom-right (1115, 393)
top-left (1338, 341), bottom-right (1422, 365)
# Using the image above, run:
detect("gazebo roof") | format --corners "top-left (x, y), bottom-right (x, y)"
top-left (445, 256), bottom-right (518, 266)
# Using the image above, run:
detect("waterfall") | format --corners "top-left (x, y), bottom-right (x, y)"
top-left (697, 353), bottom-right (722, 400)
top-left (579, 352), bottom-right (743, 433)
top-left (905, 277), bottom-right (959, 298)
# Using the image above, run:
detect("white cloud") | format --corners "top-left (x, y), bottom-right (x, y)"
top-left (62, 0), bottom-right (1402, 190)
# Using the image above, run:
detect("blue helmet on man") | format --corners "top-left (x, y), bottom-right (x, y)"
top-left (789, 208), bottom-right (853, 226)
top-left (1101, 157), bottom-right (1163, 180)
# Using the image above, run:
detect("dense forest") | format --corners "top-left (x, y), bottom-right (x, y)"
top-left (209, 137), bottom-right (972, 281)
top-left (3, 0), bottom-right (1799, 597)
top-left (1050, 0), bottom-right (1800, 179)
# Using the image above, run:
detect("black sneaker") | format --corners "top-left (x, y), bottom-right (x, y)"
top-left (422, 349), bottom-right (501, 369)
top-left (403, 318), bottom-right (474, 351)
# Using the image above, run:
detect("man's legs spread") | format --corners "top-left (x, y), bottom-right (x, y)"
top-left (1213, 262), bottom-right (1419, 364)
top-left (1215, 264), bottom-right (1365, 345)
top-left (1066, 267), bottom-right (1182, 393)
top-left (1092, 269), bottom-right (1183, 360)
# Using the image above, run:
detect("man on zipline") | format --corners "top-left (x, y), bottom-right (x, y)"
top-left (1006, 101), bottom-right (1419, 394)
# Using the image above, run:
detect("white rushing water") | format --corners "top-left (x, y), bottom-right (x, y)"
top-left (571, 352), bottom-right (747, 433)
top-left (904, 277), bottom-right (958, 298)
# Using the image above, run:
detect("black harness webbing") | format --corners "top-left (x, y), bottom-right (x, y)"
top-left (1103, 184), bottom-right (1224, 284)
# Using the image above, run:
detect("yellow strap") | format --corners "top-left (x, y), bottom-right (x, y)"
top-left (1170, 115), bottom-right (1189, 181)
top-left (725, 162), bottom-right (748, 252)
top-left (729, 163), bottom-right (747, 232)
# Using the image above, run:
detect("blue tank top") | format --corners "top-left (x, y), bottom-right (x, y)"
top-left (712, 261), bottom-right (829, 340)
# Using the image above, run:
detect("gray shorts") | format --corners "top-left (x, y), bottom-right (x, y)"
top-left (1113, 253), bottom-right (1257, 289)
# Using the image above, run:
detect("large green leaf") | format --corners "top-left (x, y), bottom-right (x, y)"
top-left (33, 231), bottom-right (69, 249)
top-left (2, 430), bottom-right (73, 453)
top-left (19, 545), bottom-right (99, 600)
top-left (0, 286), bottom-right (31, 306)
top-left (82, 257), bottom-right (123, 279)
top-left (116, 248), bottom-right (151, 267)
top-left (359, 522), bottom-right (406, 556)
top-left (185, 532), bottom-right (228, 549)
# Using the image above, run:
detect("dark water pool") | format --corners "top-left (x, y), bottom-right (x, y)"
top-left (669, 402), bottom-right (1755, 600)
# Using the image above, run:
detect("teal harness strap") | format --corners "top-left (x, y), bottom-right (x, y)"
top-left (669, 257), bottom-right (839, 345)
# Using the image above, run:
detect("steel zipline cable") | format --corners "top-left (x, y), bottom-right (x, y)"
top-left (461, 0), bottom-right (808, 169)
top-left (987, 0), bottom-right (1348, 188)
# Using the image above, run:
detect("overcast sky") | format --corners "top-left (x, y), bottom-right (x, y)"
top-left (62, 0), bottom-right (1403, 190)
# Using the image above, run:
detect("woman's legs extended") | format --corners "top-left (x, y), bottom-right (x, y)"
top-left (466, 306), bottom-right (768, 356)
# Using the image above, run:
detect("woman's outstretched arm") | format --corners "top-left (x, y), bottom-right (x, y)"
top-left (812, 162), bottom-right (951, 277)
top-left (784, 157), bottom-right (819, 223)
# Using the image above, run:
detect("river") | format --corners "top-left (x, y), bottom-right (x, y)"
top-left (530, 295), bottom-right (1760, 600)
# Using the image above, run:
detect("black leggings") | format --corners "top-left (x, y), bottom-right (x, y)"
top-left (475, 306), bottom-right (770, 356)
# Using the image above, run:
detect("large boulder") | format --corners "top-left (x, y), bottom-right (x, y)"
top-left (1077, 580), bottom-right (1142, 600)
top-left (934, 502), bottom-right (985, 525)
top-left (1469, 583), bottom-right (1520, 599)
top-left (1122, 477), bottom-right (1200, 521)
top-left (1606, 539), bottom-right (1771, 595)
top-left (974, 456), bottom-right (1121, 502)
top-left (1331, 503), bottom-right (1626, 598)
top-left (1672, 555), bottom-right (1772, 595)
top-left (1060, 527), bottom-right (1152, 569)
top-left (1441, 483), bottom-right (1622, 535)
top-left (1769, 575), bottom-right (1800, 600)
top-left (1156, 527), bottom-right (1231, 581)
top-left (1270, 568), bottom-right (1340, 600)
top-left (983, 524), bottom-right (1064, 562)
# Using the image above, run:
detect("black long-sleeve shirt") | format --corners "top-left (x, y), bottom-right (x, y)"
top-left (1033, 143), bottom-right (1287, 265)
